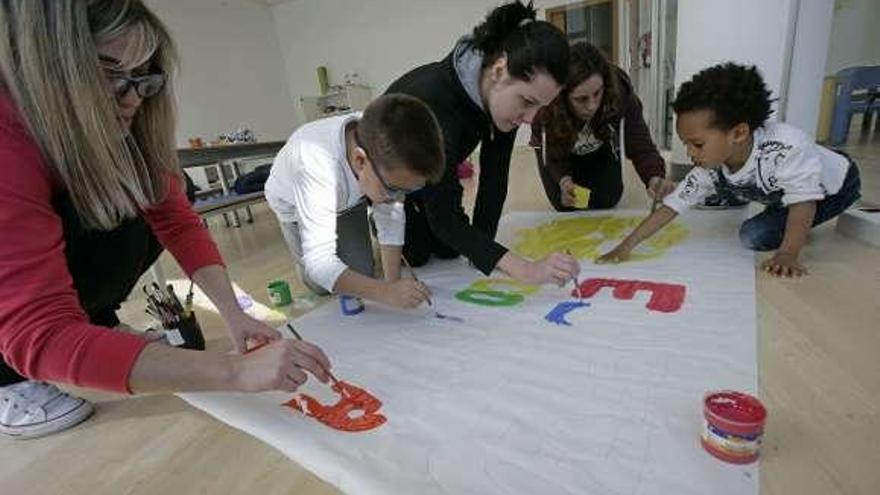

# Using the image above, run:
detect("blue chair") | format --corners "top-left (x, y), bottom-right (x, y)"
top-left (829, 66), bottom-right (880, 146)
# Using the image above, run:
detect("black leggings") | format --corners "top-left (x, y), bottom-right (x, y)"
top-left (536, 144), bottom-right (623, 211)
top-left (401, 196), bottom-right (461, 267)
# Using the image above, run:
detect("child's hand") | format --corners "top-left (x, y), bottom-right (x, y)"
top-left (559, 176), bottom-right (577, 207)
top-left (648, 176), bottom-right (677, 200)
top-left (383, 279), bottom-right (432, 309)
top-left (760, 252), bottom-right (808, 278)
top-left (595, 245), bottom-right (631, 264)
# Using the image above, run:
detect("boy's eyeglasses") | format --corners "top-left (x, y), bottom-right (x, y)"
top-left (354, 131), bottom-right (419, 199)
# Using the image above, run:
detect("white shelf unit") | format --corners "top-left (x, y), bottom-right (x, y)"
top-left (300, 84), bottom-right (372, 122)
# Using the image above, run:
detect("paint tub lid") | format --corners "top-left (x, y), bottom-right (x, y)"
top-left (703, 390), bottom-right (767, 434)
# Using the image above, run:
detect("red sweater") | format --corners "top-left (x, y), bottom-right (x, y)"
top-left (0, 96), bottom-right (224, 393)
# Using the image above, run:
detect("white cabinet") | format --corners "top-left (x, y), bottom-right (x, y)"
top-left (300, 84), bottom-right (372, 122)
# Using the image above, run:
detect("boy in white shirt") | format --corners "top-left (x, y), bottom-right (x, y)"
top-left (597, 63), bottom-right (861, 277)
top-left (265, 94), bottom-right (444, 307)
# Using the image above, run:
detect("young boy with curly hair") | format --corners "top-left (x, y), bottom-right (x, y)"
top-left (597, 62), bottom-right (861, 277)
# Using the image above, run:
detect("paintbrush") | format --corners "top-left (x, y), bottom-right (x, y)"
top-left (184, 280), bottom-right (194, 317)
top-left (650, 176), bottom-right (662, 213)
top-left (400, 255), bottom-right (433, 307)
top-left (242, 325), bottom-right (347, 397)
top-left (285, 323), bottom-right (346, 395)
top-left (166, 284), bottom-right (185, 314)
top-left (400, 256), bottom-right (465, 322)
top-left (565, 249), bottom-right (582, 299)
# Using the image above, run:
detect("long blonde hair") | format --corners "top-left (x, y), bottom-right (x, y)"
top-left (0, 0), bottom-right (179, 230)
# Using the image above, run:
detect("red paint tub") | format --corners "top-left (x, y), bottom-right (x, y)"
top-left (701, 391), bottom-right (767, 464)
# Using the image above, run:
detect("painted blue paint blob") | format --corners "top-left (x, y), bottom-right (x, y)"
top-left (340, 295), bottom-right (365, 316)
top-left (544, 300), bottom-right (591, 326)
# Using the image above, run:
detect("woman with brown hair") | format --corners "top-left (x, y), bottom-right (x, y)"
top-left (0, 0), bottom-right (330, 439)
top-left (531, 42), bottom-right (675, 210)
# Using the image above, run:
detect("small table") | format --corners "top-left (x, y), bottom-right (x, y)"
top-left (179, 141), bottom-right (285, 227)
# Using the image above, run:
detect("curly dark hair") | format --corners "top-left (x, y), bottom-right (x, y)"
top-left (672, 62), bottom-right (774, 131)
top-left (533, 42), bottom-right (622, 162)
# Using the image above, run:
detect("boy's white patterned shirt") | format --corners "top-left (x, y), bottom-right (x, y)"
top-left (664, 122), bottom-right (850, 213)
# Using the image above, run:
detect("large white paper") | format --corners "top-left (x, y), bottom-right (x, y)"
top-left (181, 210), bottom-right (759, 495)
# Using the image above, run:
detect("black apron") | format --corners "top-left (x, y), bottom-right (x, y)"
top-left (0, 175), bottom-right (195, 385)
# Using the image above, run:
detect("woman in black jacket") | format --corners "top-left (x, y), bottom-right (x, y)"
top-left (386, 1), bottom-right (579, 286)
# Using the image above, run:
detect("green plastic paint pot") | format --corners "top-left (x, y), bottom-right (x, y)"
top-left (267, 280), bottom-right (293, 306)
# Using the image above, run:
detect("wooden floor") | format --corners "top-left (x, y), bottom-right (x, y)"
top-left (1, 127), bottom-right (878, 494)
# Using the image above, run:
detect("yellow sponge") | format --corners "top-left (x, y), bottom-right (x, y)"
top-left (572, 185), bottom-right (591, 209)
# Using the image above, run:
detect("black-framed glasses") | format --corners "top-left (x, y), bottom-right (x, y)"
top-left (354, 131), bottom-right (420, 199)
top-left (99, 54), bottom-right (166, 99)
top-left (107, 72), bottom-right (166, 100)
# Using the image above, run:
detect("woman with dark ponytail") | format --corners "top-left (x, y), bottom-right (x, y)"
top-left (531, 42), bottom-right (672, 211)
top-left (386, 1), bottom-right (580, 287)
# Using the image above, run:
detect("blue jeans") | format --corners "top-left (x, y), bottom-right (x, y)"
top-left (739, 163), bottom-right (862, 251)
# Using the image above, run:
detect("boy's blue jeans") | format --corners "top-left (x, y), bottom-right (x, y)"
top-left (739, 163), bottom-right (861, 251)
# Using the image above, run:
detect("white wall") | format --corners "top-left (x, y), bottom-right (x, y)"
top-left (146, 0), bottom-right (295, 147)
top-left (786, 0), bottom-right (835, 138)
top-left (269, 0), bottom-right (559, 131)
top-left (673, 0), bottom-right (794, 115)
top-left (138, 0), bottom-right (847, 153)
top-left (825, 0), bottom-right (880, 75)
top-left (670, 0), bottom-right (834, 166)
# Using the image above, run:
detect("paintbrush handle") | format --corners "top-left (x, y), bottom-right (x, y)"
top-left (285, 323), bottom-right (342, 387)
top-left (245, 338), bottom-right (338, 383)
top-left (401, 255), bottom-right (420, 284)
top-left (285, 322), bottom-right (303, 341)
top-left (401, 255), bottom-right (434, 307)
top-left (564, 249), bottom-right (581, 289)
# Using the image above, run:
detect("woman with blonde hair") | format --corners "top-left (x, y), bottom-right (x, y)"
top-left (0, 0), bottom-right (331, 439)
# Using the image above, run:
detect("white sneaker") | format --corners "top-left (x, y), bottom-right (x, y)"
top-left (0, 381), bottom-right (93, 439)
